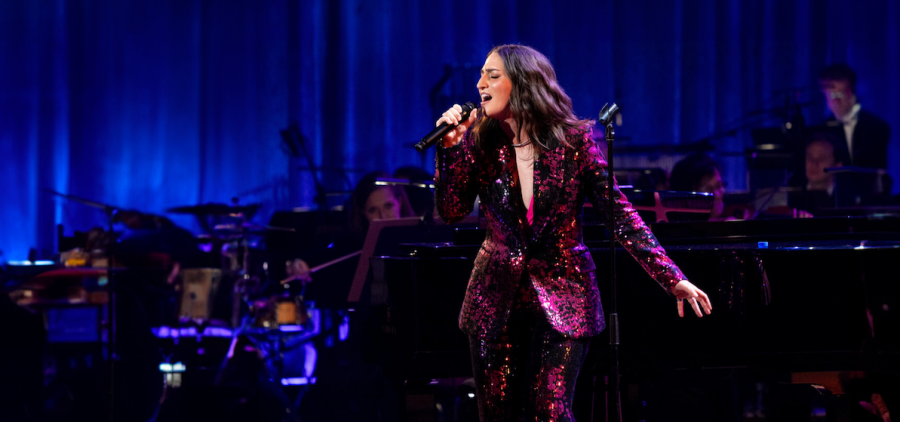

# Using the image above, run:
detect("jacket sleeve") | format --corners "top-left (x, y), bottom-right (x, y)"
top-left (434, 130), bottom-right (479, 224)
top-left (578, 128), bottom-right (686, 293)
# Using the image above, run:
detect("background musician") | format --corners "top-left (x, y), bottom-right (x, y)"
top-left (817, 63), bottom-right (891, 170)
top-left (668, 153), bottom-right (748, 221)
top-left (782, 133), bottom-right (845, 218)
top-left (263, 169), bottom-right (419, 317)
top-left (806, 133), bottom-right (844, 195)
top-left (349, 171), bottom-right (416, 235)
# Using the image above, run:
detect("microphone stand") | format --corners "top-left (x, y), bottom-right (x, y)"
top-left (281, 123), bottom-right (331, 211)
top-left (599, 103), bottom-right (622, 422)
top-left (105, 205), bottom-right (118, 422)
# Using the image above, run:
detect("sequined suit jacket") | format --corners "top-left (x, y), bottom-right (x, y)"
top-left (435, 126), bottom-right (686, 339)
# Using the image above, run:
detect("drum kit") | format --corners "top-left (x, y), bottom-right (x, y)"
top-left (12, 192), bottom-right (325, 414)
top-left (164, 201), bottom-right (293, 325)
top-left (160, 201), bottom-right (320, 385)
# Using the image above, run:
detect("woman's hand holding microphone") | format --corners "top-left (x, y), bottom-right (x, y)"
top-left (436, 104), bottom-right (478, 148)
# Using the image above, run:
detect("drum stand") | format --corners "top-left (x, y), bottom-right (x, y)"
top-left (219, 206), bottom-right (260, 328)
top-left (104, 205), bottom-right (119, 422)
top-left (43, 190), bottom-right (121, 422)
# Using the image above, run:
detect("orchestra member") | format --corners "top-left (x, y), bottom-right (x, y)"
top-left (349, 171), bottom-right (416, 234)
top-left (806, 133), bottom-right (844, 195)
top-left (817, 63), bottom-right (890, 169)
top-left (781, 132), bottom-right (845, 217)
top-left (279, 171), bottom-right (416, 288)
top-left (434, 44), bottom-right (711, 421)
top-left (669, 153), bottom-right (738, 221)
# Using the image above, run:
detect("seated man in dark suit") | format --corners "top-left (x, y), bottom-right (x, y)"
top-left (788, 133), bottom-right (843, 215)
top-left (794, 131), bottom-right (892, 212)
top-left (817, 63), bottom-right (891, 169)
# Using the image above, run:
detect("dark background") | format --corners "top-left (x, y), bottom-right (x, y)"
top-left (2, 0), bottom-right (899, 259)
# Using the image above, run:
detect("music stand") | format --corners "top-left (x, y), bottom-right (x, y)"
top-left (620, 189), bottom-right (715, 223)
top-left (827, 166), bottom-right (889, 207)
top-left (347, 217), bottom-right (424, 303)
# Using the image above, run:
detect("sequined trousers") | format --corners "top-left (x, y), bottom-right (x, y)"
top-left (469, 279), bottom-right (591, 422)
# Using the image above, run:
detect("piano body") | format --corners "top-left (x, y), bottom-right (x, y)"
top-left (366, 215), bottom-right (900, 420)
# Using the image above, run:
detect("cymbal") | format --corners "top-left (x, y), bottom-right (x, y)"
top-left (44, 189), bottom-right (119, 211)
top-left (166, 203), bottom-right (261, 216)
top-left (212, 223), bottom-right (295, 234)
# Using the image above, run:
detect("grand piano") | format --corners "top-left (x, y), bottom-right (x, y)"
top-left (363, 212), bottom-right (900, 420)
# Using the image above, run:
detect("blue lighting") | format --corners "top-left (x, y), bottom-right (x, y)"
top-left (159, 362), bottom-right (186, 373)
top-left (7, 260), bottom-right (56, 266)
top-left (3, 0), bottom-right (900, 272)
top-left (279, 325), bottom-right (303, 333)
top-left (281, 377), bottom-right (316, 386)
top-left (203, 327), bottom-right (234, 337)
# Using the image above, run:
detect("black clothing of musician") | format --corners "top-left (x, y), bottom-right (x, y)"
top-left (818, 64), bottom-right (892, 170)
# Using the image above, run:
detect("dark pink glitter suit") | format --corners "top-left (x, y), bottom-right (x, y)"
top-left (435, 125), bottom-right (686, 421)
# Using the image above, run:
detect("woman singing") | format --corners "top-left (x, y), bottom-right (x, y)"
top-left (434, 44), bottom-right (713, 421)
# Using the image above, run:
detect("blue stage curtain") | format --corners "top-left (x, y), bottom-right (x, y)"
top-left (1, 0), bottom-right (898, 259)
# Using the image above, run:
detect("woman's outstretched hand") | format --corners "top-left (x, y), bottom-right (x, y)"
top-left (673, 280), bottom-right (712, 318)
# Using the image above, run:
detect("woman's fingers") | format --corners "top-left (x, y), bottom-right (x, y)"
top-left (438, 104), bottom-right (477, 127)
top-left (673, 280), bottom-right (713, 318)
top-left (689, 297), bottom-right (703, 317)
top-left (437, 113), bottom-right (454, 126)
top-left (678, 291), bottom-right (712, 318)
top-left (438, 104), bottom-right (477, 148)
top-left (449, 105), bottom-right (463, 124)
top-left (698, 291), bottom-right (713, 314)
top-left (677, 297), bottom-right (703, 318)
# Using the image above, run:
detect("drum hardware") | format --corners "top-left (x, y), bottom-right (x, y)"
top-left (14, 267), bottom-right (112, 305)
top-left (157, 195), bottom-right (362, 405)
top-left (177, 268), bottom-right (222, 323)
top-left (43, 189), bottom-right (121, 212)
top-left (166, 200), bottom-right (262, 237)
top-left (38, 192), bottom-right (326, 417)
top-left (277, 296), bottom-right (308, 325)
top-left (250, 294), bottom-right (312, 329)
top-left (243, 299), bottom-right (320, 389)
top-left (42, 189), bottom-right (127, 422)
top-left (168, 200), bottom-right (294, 328)
top-left (213, 222), bottom-right (296, 234)
top-left (166, 202), bottom-right (262, 217)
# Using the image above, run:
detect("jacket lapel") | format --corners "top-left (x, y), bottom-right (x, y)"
top-left (494, 145), bottom-right (531, 247)
top-left (530, 146), bottom-right (562, 246)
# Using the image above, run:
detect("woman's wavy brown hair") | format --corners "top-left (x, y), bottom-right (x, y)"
top-left (471, 44), bottom-right (594, 158)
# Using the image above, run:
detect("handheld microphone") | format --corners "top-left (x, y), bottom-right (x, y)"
top-left (414, 102), bottom-right (477, 152)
